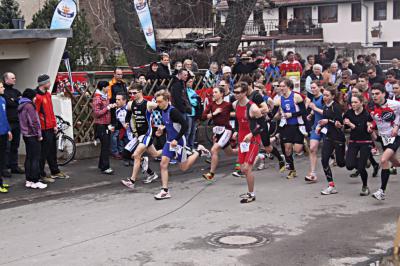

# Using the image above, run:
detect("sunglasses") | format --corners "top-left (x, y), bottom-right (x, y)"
top-left (367, 72), bottom-right (374, 75)
top-left (233, 90), bottom-right (243, 94)
top-left (129, 91), bottom-right (138, 95)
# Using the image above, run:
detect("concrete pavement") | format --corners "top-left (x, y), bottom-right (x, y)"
top-left (0, 154), bottom-right (399, 266)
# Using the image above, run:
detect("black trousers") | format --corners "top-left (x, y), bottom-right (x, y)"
top-left (24, 136), bottom-right (41, 182)
top-left (5, 122), bottom-right (20, 170)
top-left (321, 138), bottom-right (346, 183)
top-left (40, 129), bottom-right (60, 177)
top-left (0, 134), bottom-right (7, 185)
top-left (346, 142), bottom-right (372, 187)
top-left (95, 125), bottom-right (111, 171)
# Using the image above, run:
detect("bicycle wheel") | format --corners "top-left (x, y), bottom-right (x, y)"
top-left (204, 119), bottom-right (214, 145)
top-left (57, 135), bottom-right (76, 166)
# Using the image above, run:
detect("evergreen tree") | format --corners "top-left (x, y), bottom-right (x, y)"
top-left (0, 0), bottom-right (23, 29)
top-left (27, 0), bottom-right (59, 29)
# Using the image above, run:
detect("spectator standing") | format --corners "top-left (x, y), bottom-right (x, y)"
top-left (389, 58), bottom-right (400, 79)
top-left (203, 62), bottom-right (219, 88)
top-left (302, 55), bottom-right (316, 79)
top-left (158, 53), bottom-right (172, 80)
top-left (170, 69), bottom-right (191, 117)
top-left (367, 66), bottom-right (385, 87)
top-left (0, 81), bottom-right (12, 192)
top-left (172, 61), bottom-right (182, 76)
top-left (2, 72), bottom-right (24, 177)
top-left (93, 81), bottom-right (115, 175)
top-left (262, 48), bottom-right (273, 69)
top-left (35, 74), bottom-right (68, 182)
top-left (315, 45), bottom-right (335, 70)
top-left (265, 56), bottom-right (281, 82)
top-left (232, 53), bottom-right (262, 75)
top-left (222, 66), bottom-right (234, 92)
top-left (385, 70), bottom-right (398, 99)
top-left (185, 77), bottom-right (201, 148)
top-left (108, 68), bottom-right (128, 159)
top-left (305, 64), bottom-right (324, 98)
top-left (18, 89), bottom-right (47, 189)
top-left (280, 51), bottom-right (303, 76)
top-left (183, 59), bottom-right (195, 77)
top-left (350, 55), bottom-right (367, 76)
top-left (146, 62), bottom-right (160, 81)
top-left (323, 62), bottom-right (341, 85)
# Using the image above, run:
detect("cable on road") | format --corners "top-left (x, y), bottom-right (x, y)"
top-left (1, 173), bottom-right (229, 265)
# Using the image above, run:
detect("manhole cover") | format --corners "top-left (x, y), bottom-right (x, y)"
top-left (206, 232), bottom-right (271, 249)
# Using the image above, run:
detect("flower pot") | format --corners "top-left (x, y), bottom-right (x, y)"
top-left (371, 30), bottom-right (380, 38)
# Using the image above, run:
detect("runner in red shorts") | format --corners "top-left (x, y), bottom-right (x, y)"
top-left (232, 82), bottom-right (262, 204)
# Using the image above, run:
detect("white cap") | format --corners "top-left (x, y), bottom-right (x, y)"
top-left (222, 66), bottom-right (231, 74)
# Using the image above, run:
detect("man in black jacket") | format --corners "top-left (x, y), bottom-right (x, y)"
top-left (2, 72), bottom-right (24, 177)
top-left (157, 53), bottom-right (171, 80)
top-left (350, 55), bottom-right (368, 76)
top-left (170, 69), bottom-right (191, 117)
top-left (232, 54), bottom-right (262, 75)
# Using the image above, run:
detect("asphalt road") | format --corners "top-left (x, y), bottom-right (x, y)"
top-left (0, 154), bottom-right (399, 266)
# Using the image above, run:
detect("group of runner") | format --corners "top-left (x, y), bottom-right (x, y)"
top-left (118, 73), bottom-right (400, 204)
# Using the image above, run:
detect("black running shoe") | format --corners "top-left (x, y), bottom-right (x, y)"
top-left (240, 193), bottom-right (256, 204)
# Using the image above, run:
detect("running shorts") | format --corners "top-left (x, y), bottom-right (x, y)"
top-left (280, 124), bottom-right (304, 144)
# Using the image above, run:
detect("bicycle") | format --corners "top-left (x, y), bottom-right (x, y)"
top-left (56, 116), bottom-right (76, 166)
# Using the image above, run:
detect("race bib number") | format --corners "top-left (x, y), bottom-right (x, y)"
top-left (240, 142), bottom-right (250, 153)
top-left (382, 135), bottom-right (395, 146)
top-left (279, 118), bottom-right (287, 127)
top-left (299, 125), bottom-right (307, 136)
top-left (213, 126), bottom-right (225, 135)
top-left (125, 138), bottom-right (138, 152)
top-left (169, 143), bottom-right (183, 155)
top-left (321, 127), bottom-right (328, 135)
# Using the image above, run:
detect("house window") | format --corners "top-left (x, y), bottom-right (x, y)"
top-left (318, 5), bottom-right (338, 23)
top-left (374, 1), bottom-right (387, 20)
top-left (351, 3), bottom-right (362, 22)
top-left (294, 7), bottom-right (312, 21)
top-left (394, 0), bottom-right (400, 19)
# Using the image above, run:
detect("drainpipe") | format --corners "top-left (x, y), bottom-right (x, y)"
top-left (361, 0), bottom-right (369, 46)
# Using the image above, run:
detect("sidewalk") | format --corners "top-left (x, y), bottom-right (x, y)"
top-left (0, 153), bottom-right (237, 208)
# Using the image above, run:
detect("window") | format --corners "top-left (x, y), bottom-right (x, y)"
top-left (318, 5), bottom-right (338, 23)
top-left (374, 1), bottom-right (387, 20)
top-left (294, 7), bottom-right (312, 20)
top-left (394, 0), bottom-right (400, 19)
top-left (351, 3), bottom-right (362, 22)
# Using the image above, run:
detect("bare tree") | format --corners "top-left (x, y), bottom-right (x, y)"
top-left (211, 0), bottom-right (258, 62)
top-left (112, 0), bottom-right (158, 66)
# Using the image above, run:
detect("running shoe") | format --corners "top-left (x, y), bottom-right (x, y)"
top-left (197, 144), bottom-right (211, 158)
top-left (305, 174), bottom-right (317, 183)
top-left (232, 170), bottom-right (245, 178)
top-left (154, 189), bottom-right (171, 200)
top-left (279, 160), bottom-right (286, 173)
top-left (390, 167), bottom-right (397, 175)
top-left (360, 186), bottom-right (370, 196)
top-left (25, 181), bottom-right (33, 188)
top-left (41, 175), bottom-right (55, 183)
top-left (372, 189), bottom-right (385, 200)
top-left (240, 193), bottom-right (256, 204)
top-left (371, 147), bottom-right (380, 156)
top-left (30, 182), bottom-right (48, 189)
top-left (1, 183), bottom-right (9, 188)
top-left (141, 156), bottom-right (149, 173)
top-left (372, 164), bottom-right (380, 178)
top-left (286, 170), bottom-right (297, 179)
top-left (321, 185), bottom-right (338, 195)
top-left (257, 157), bottom-right (265, 171)
top-left (266, 153), bottom-right (273, 160)
top-left (0, 186), bottom-right (8, 193)
top-left (349, 171), bottom-right (359, 178)
top-left (102, 168), bottom-right (114, 175)
top-left (202, 172), bottom-right (214, 181)
top-left (52, 172), bottom-right (69, 179)
top-left (143, 173), bottom-right (159, 184)
top-left (121, 178), bottom-right (135, 189)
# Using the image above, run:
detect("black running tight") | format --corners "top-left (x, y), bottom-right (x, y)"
top-left (346, 142), bottom-right (371, 187)
top-left (321, 139), bottom-right (346, 183)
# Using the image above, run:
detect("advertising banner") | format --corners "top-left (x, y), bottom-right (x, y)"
top-left (51, 0), bottom-right (77, 29)
top-left (133, 0), bottom-right (157, 51)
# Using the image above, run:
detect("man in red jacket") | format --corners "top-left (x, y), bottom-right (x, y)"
top-left (35, 74), bottom-right (68, 182)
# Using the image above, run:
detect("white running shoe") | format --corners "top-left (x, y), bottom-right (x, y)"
top-left (102, 168), bottom-right (114, 175)
top-left (121, 178), bottom-right (135, 189)
top-left (372, 189), bottom-right (385, 200)
top-left (25, 181), bottom-right (33, 188)
top-left (257, 157), bottom-right (265, 171)
top-left (197, 144), bottom-right (211, 158)
top-left (141, 156), bottom-right (149, 173)
top-left (321, 186), bottom-right (337, 195)
top-left (154, 189), bottom-right (171, 200)
top-left (31, 182), bottom-right (48, 189)
top-left (143, 173), bottom-right (159, 184)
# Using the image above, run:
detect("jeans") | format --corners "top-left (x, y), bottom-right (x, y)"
top-left (24, 136), bottom-right (41, 182)
top-left (96, 125), bottom-right (111, 171)
top-left (185, 115), bottom-right (197, 148)
top-left (111, 129), bottom-right (123, 155)
top-left (0, 134), bottom-right (7, 185)
top-left (5, 122), bottom-right (20, 170)
top-left (40, 129), bottom-right (60, 177)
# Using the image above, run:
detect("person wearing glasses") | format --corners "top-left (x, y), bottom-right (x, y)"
top-left (232, 82), bottom-right (262, 203)
top-left (201, 86), bottom-right (236, 181)
top-left (368, 84), bottom-right (400, 200)
top-left (121, 84), bottom-right (160, 189)
top-left (153, 90), bottom-right (210, 200)
top-left (367, 66), bottom-right (385, 87)
top-left (270, 78), bottom-right (307, 179)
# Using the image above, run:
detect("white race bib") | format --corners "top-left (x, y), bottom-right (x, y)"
top-left (382, 135), bottom-right (395, 146)
top-left (213, 126), bottom-right (225, 135)
top-left (321, 127), bottom-right (328, 135)
top-left (125, 138), bottom-right (138, 152)
top-left (279, 117), bottom-right (287, 127)
top-left (240, 142), bottom-right (250, 153)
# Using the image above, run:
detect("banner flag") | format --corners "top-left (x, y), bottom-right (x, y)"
top-left (51, 0), bottom-right (77, 29)
top-left (133, 0), bottom-right (157, 51)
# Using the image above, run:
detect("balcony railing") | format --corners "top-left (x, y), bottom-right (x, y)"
top-left (220, 19), bottom-right (323, 38)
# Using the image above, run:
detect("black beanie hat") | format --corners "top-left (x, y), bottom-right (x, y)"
top-left (22, 88), bottom-right (37, 101)
top-left (37, 74), bottom-right (50, 86)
